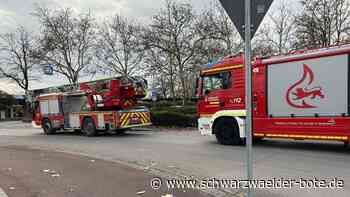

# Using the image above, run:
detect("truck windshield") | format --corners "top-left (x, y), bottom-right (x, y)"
top-left (202, 72), bottom-right (231, 94)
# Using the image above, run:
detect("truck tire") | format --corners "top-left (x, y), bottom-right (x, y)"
top-left (214, 118), bottom-right (242, 145)
top-left (82, 117), bottom-right (97, 137)
top-left (43, 119), bottom-right (56, 135)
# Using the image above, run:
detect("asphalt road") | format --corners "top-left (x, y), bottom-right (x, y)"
top-left (0, 121), bottom-right (350, 197)
top-left (0, 145), bottom-right (207, 197)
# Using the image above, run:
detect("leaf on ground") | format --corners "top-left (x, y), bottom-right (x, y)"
top-left (161, 194), bottom-right (173, 197)
top-left (136, 190), bottom-right (146, 195)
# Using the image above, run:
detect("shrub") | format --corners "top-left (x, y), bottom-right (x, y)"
top-left (151, 111), bottom-right (197, 127)
top-left (146, 100), bottom-right (198, 127)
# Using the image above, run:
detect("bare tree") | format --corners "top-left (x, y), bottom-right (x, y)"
top-left (296, 0), bottom-right (333, 48)
top-left (295, 0), bottom-right (350, 48)
top-left (196, 1), bottom-right (242, 58)
top-left (0, 27), bottom-right (38, 96)
top-left (144, 0), bottom-right (206, 104)
top-left (153, 74), bottom-right (170, 99)
top-left (256, 1), bottom-right (295, 55)
top-left (33, 6), bottom-right (96, 85)
top-left (252, 36), bottom-right (277, 57)
top-left (144, 47), bottom-right (177, 100)
top-left (334, 0), bottom-right (350, 44)
top-left (96, 15), bottom-right (144, 77)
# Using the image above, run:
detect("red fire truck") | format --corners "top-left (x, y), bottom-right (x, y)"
top-left (32, 77), bottom-right (151, 136)
top-left (197, 45), bottom-right (350, 146)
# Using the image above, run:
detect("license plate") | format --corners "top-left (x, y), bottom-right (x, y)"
top-left (129, 117), bottom-right (140, 124)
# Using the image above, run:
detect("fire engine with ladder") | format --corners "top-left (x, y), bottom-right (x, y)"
top-left (32, 77), bottom-right (151, 136)
top-left (197, 44), bottom-right (350, 146)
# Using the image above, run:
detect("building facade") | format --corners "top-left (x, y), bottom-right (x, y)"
top-left (0, 90), bottom-right (25, 120)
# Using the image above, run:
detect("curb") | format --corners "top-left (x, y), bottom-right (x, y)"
top-left (0, 188), bottom-right (8, 197)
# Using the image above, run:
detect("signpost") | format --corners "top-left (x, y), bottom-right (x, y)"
top-left (219, 0), bottom-right (273, 39)
top-left (43, 64), bottom-right (54, 75)
top-left (218, 0), bottom-right (273, 196)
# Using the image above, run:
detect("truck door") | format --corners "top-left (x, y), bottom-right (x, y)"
top-left (62, 96), bottom-right (71, 128)
top-left (198, 71), bottom-right (232, 115)
top-left (252, 66), bottom-right (266, 117)
top-left (32, 101), bottom-right (42, 126)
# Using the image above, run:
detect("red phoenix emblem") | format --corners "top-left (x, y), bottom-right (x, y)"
top-left (286, 64), bottom-right (325, 109)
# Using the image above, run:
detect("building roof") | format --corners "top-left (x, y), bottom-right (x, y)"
top-left (0, 81), bottom-right (25, 96)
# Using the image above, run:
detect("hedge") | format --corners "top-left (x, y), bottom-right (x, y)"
top-left (151, 111), bottom-right (197, 127)
top-left (146, 100), bottom-right (198, 127)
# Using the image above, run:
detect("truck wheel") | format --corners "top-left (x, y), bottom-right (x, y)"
top-left (214, 118), bottom-right (242, 145)
top-left (43, 119), bottom-right (56, 135)
top-left (82, 117), bottom-right (97, 137)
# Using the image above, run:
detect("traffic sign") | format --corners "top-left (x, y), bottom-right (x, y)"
top-left (43, 65), bottom-right (54, 75)
top-left (219, 0), bottom-right (273, 40)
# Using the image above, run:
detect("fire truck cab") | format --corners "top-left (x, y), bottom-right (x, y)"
top-left (197, 45), bottom-right (350, 146)
top-left (197, 54), bottom-right (246, 145)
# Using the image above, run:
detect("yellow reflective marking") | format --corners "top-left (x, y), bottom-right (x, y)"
top-left (142, 113), bottom-right (149, 123)
top-left (201, 64), bottom-right (243, 74)
top-left (254, 133), bottom-right (348, 141)
top-left (200, 114), bottom-right (213, 118)
top-left (121, 113), bottom-right (132, 126)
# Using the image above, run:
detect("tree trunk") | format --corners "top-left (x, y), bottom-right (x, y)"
top-left (179, 72), bottom-right (186, 106)
top-left (170, 75), bottom-right (176, 103)
top-left (23, 89), bottom-right (32, 122)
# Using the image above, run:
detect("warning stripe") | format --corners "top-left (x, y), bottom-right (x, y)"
top-left (121, 113), bottom-right (132, 126)
top-left (139, 113), bottom-right (146, 124)
top-left (139, 112), bottom-right (149, 122)
top-left (139, 112), bottom-right (146, 124)
top-left (142, 112), bottom-right (151, 123)
top-left (120, 112), bottom-right (151, 127)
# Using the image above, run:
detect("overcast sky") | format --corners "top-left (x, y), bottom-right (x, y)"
top-left (0, 0), bottom-right (293, 33)
top-left (0, 0), bottom-right (215, 34)
top-left (0, 0), bottom-right (294, 94)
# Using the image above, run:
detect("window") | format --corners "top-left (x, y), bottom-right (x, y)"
top-left (48, 100), bottom-right (60, 114)
top-left (202, 72), bottom-right (231, 94)
top-left (40, 99), bottom-right (60, 115)
top-left (40, 100), bottom-right (49, 115)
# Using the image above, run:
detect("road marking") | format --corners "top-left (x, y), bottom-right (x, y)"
top-left (0, 187), bottom-right (8, 197)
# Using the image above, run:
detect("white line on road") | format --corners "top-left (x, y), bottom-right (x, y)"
top-left (0, 188), bottom-right (8, 197)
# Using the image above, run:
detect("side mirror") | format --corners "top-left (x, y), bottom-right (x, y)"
top-left (222, 72), bottom-right (231, 89)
